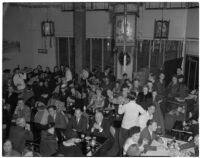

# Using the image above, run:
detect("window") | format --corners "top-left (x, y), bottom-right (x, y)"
top-left (57, 37), bottom-right (114, 73)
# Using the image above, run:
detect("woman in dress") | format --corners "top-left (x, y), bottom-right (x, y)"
top-left (88, 87), bottom-right (105, 111)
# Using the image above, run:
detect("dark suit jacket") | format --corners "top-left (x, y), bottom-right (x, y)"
top-left (48, 112), bottom-right (68, 129)
top-left (136, 92), bottom-right (152, 110)
top-left (156, 80), bottom-right (166, 97)
top-left (89, 119), bottom-right (110, 138)
top-left (166, 82), bottom-right (179, 98)
top-left (40, 131), bottom-right (58, 156)
top-left (105, 128), bottom-right (120, 156)
top-left (69, 115), bottom-right (88, 133)
top-left (9, 126), bottom-right (33, 153)
top-left (139, 127), bottom-right (159, 151)
top-left (5, 92), bottom-right (18, 116)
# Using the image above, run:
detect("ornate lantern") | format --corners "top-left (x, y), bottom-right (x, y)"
top-left (41, 20), bottom-right (55, 48)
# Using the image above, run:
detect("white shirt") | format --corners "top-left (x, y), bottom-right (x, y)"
top-left (123, 138), bottom-right (137, 155)
top-left (138, 111), bottom-right (153, 131)
top-left (65, 69), bottom-right (72, 82)
top-left (118, 100), bottom-right (145, 129)
top-left (148, 128), bottom-right (153, 138)
top-left (13, 73), bottom-right (26, 90)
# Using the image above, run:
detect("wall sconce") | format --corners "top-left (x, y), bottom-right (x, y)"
top-left (41, 20), bottom-right (55, 48)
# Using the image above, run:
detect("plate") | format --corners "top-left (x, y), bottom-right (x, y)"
top-left (63, 141), bottom-right (75, 147)
top-left (85, 136), bottom-right (91, 140)
top-left (74, 138), bottom-right (81, 143)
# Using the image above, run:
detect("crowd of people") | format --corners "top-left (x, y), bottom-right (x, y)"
top-left (2, 64), bottom-right (199, 156)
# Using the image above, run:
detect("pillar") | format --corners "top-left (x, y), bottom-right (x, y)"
top-left (74, 3), bottom-right (86, 74)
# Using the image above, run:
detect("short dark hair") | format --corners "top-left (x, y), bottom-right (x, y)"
top-left (147, 104), bottom-right (156, 109)
top-left (128, 126), bottom-right (140, 137)
top-left (133, 78), bottom-right (140, 82)
top-left (121, 85), bottom-right (129, 90)
top-left (75, 108), bottom-right (82, 112)
top-left (123, 73), bottom-right (128, 77)
top-left (128, 92), bottom-right (136, 100)
top-left (15, 67), bottom-right (20, 71)
top-left (146, 119), bottom-right (156, 127)
top-left (18, 98), bottom-right (24, 102)
top-left (172, 75), bottom-right (178, 79)
top-left (149, 73), bottom-right (155, 77)
top-left (147, 80), bottom-right (153, 84)
top-left (124, 79), bottom-right (130, 82)
top-left (47, 105), bottom-right (57, 110)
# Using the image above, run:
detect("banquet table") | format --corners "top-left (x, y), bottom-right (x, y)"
top-left (142, 137), bottom-right (195, 157)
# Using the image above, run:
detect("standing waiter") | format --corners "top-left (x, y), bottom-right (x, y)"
top-left (118, 92), bottom-right (145, 149)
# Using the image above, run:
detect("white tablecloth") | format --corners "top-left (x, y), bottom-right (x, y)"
top-left (142, 137), bottom-right (195, 156)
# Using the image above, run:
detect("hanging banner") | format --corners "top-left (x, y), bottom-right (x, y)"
top-left (115, 15), bottom-right (135, 46)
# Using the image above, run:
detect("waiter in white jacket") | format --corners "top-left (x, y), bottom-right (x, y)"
top-left (118, 92), bottom-right (145, 148)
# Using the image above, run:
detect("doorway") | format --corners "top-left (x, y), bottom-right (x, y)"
top-left (184, 55), bottom-right (199, 90)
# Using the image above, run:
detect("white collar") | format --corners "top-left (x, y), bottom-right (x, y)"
top-left (97, 122), bottom-right (102, 126)
top-left (147, 111), bottom-right (152, 117)
top-left (148, 128), bottom-right (153, 137)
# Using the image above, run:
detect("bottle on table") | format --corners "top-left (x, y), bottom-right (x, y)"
top-left (83, 106), bottom-right (86, 112)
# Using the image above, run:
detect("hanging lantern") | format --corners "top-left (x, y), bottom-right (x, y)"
top-left (41, 20), bottom-right (54, 36)
top-left (41, 20), bottom-right (55, 48)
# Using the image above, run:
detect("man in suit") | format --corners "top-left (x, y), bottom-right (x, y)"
top-left (139, 119), bottom-right (163, 151)
top-left (9, 117), bottom-right (33, 153)
top-left (13, 98), bottom-right (31, 122)
top-left (47, 105), bottom-right (68, 144)
top-left (69, 108), bottom-right (88, 134)
top-left (90, 111), bottom-right (110, 138)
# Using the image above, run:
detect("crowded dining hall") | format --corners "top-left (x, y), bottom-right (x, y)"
top-left (2, 1), bottom-right (199, 157)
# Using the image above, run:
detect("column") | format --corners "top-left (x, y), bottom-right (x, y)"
top-left (74, 3), bottom-right (86, 74)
